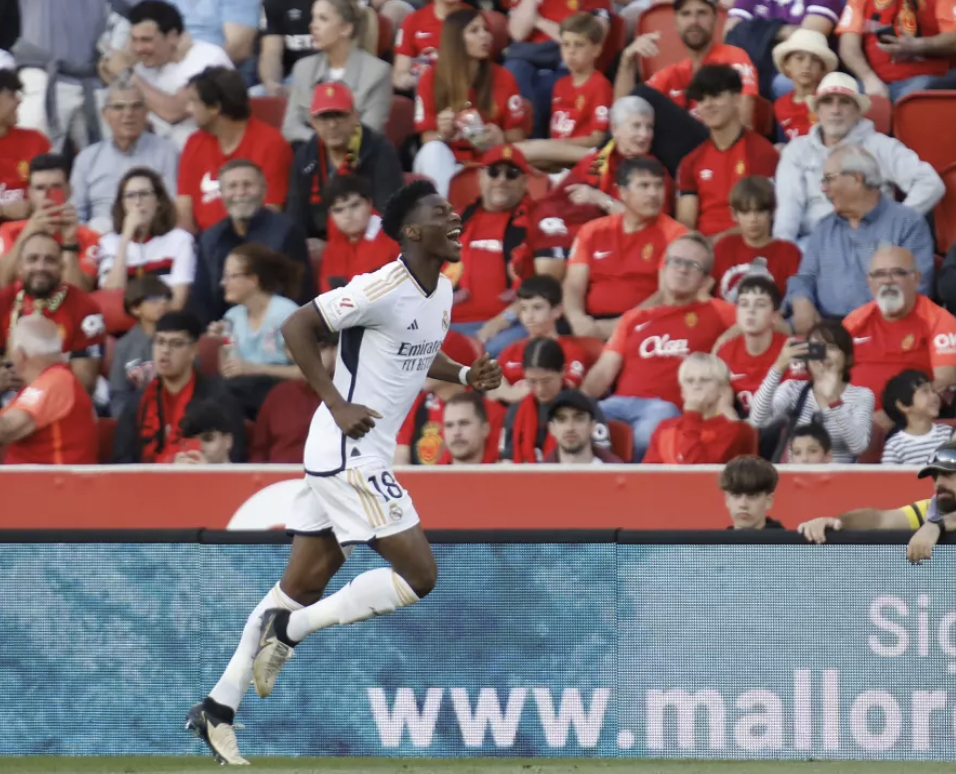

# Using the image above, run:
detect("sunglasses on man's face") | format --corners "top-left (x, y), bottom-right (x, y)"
top-left (485, 165), bottom-right (522, 181)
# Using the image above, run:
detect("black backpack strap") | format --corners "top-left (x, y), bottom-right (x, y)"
top-left (771, 382), bottom-right (813, 463)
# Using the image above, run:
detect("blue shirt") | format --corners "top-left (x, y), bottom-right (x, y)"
top-left (785, 197), bottom-right (935, 318)
top-left (224, 295), bottom-right (298, 365)
top-left (170, 0), bottom-right (260, 49)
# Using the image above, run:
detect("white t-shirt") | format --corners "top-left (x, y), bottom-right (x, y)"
top-left (96, 228), bottom-right (197, 287)
top-left (306, 259), bottom-right (454, 474)
top-left (881, 423), bottom-right (953, 465)
top-left (134, 40), bottom-right (234, 150)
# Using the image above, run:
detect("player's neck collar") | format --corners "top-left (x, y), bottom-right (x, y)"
top-left (399, 255), bottom-right (437, 298)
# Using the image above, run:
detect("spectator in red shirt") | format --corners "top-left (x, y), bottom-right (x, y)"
top-left (0, 316), bottom-right (97, 465)
top-left (0, 70), bottom-right (51, 225)
top-left (771, 30), bottom-right (836, 142)
top-left (413, 8), bottom-right (527, 197)
top-left (712, 177), bottom-right (801, 301)
top-left (843, 245), bottom-right (956, 415)
top-left (0, 154), bottom-right (101, 292)
top-left (492, 274), bottom-right (589, 403)
top-left (544, 389), bottom-right (623, 464)
top-left (720, 455), bottom-right (786, 530)
top-left (789, 423), bottom-right (834, 463)
top-left (0, 233), bottom-right (105, 395)
top-left (549, 14), bottom-right (613, 148)
top-left (392, 0), bottom-right (463, 91)
top-left (644, 352), bottom-right (757, 464)
top-left (320, 175), bottom-right (400, 293)
top-left (177, 67), bottom-right (292, 234)
top-left (439, 391), bottom-right (498, 464)
top-left (582, 232), bottom-right (736, 461)
top-left (676, 65), bottom-right (779, 239)
top-left (617, 0), bottom-right (758, 126)
top-left (565, 156), bottom-right (688, 341)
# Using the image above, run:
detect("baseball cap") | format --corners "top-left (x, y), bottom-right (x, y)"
top-left (481, 144), bottom-right (532, 175)
top-left (548, 390), bottom-right (596, 421)
top-left (310, 81), bottom-right (354, 115)
top-left (918, 442), bottom-right (956, 479)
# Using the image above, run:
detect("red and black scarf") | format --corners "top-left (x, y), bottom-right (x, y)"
top-left (511, 394), bottom-right (557, 464)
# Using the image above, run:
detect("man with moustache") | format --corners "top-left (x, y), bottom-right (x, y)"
top-left (0, 232), bottom-right (104, 397)
top-left (439, 391), bottom-right (498, 465)
top-left (799, 441), bottom-right (956, 563)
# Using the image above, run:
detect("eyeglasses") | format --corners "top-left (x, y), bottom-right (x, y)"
top-left (154, 336), bottom-right (193, 350)
top-left (868, 268), bottom-right (915, 281)
top-left (123, 190), bottom-right (156, 202)
top-left (485, 165), bottom-right (522, 181)
top-left (107, 101), bottom-right (146, 112)
top-left (666, 256), bottom-right (705, 273)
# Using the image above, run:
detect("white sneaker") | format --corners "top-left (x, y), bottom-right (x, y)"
top-left (252, 609), bottom-right (295, 699)
top-left (185, 703), bottom-right (250, 766)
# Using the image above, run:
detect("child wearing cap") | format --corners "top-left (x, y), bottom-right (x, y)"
top-left (881, 369), bottom-right (953, 465)
top-left (771, 29), bottom-right (837, 141)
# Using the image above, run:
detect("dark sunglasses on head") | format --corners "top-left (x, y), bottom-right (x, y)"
top-left (485, 165), bottom-right (522, 181)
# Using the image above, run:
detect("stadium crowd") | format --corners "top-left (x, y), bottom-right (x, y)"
top-left (2, 0), bottom-right (956, 468)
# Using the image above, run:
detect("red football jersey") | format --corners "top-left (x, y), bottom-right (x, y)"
top-left (0, 127), bottom-right (51, 206)
top-left (569, 212), bottom-right (688, 316)
top-left (397, 390), bottom-right (505, 464)
top-left (396, 4), bottom-right (457, 61)
top-left (677, 129), bottom-right (779, 236)
top-left (512, 0), bottom-right (611, 42)
top-left (717, 332), bottom-right (796, 414)
top-left (605, 299), bottom-right (736, 406)
top-left (0, 221), bottom-right (100, 280)
top-left (774, 92), bottom-right (816, 141)
top-left (646, 44), bottom-right (759, 112)
top-left (549, 71), bottom-right (614, 140)
top-left (644, 411), bottom-right (757, 464)
top-left (711, 234), bottom-right (801, 301)
top-left (0, 282), bottom-right (106, 359)
top-left (498, 336), bottom-right (589, 387)
top-left (843, 295), bottom-right (956, 409)
top-left (415, 64), bottom-right (525, 163)
top-left (178, 117), bottom-right (292, 232)
top-left (321, 215), bottom-right (400, 293)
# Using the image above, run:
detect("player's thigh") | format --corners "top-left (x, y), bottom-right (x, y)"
top-left (373, 523), bottom-right (438, 598)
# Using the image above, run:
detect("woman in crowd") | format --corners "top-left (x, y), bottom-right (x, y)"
top-left (413, 8), bottom-right (527, 197)
top-left (97, 167), bottom-right (196, 310)
top-left (749, 319), bottom-right (875, 462)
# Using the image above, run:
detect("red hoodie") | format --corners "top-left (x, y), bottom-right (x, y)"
top-left (644, 412), bottom-right (757, 464)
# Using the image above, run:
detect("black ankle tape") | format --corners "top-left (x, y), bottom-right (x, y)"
top-left (274, 609), bottom-right (300, 648)
top-left (202, 696), bottom-right (235, 725)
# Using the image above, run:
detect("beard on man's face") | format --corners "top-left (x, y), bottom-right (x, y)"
top-left (936, 483), bottom-right (956, 514)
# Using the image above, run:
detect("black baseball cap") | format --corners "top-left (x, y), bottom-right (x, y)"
top-left (918, 442), bottom-right (956, 479)
top-left (548, 390), bottom-right (596, 421)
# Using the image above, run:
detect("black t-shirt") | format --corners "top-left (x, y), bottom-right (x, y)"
top-left (262, 0), bottom-right (317, 78)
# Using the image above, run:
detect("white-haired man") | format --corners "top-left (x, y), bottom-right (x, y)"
top-left (0, 316), bottom-right (97, 464)
top-left (786, 144), bottom-right (935, 334)
top-left (773, 73), bottom-right (943, 245)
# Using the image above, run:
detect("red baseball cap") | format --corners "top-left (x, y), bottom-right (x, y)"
top-left (310, 82), bottom-right (355, 115)
top-left (481, 144), bottom-right (531, 175)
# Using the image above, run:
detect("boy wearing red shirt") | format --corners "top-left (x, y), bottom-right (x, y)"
top-left (550, 13), bottom-right (614, 148)
top-left (712, 176), bottom-right (800, 301)
top-left (676, 65), bottom-right (778, 239)
top-left (392, 0), bottom-right (462, 91)
top-left (645, 352), bottom-right (757, 464)
top-left (770, 30), bottom-right (836, 141)
top-left (178, 67), bottom-right (292, 233)
top-left (320, 175), bottom-right (400, 293)
top-left (566, 156), bottom-right (687, 341)
top-left (0, 70), bottom-right (51, 222)
top-left (582, 232), bottom-right (736, 461)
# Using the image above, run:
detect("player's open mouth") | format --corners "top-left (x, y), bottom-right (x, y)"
top-left (447, 228), bottom-right (462, 248)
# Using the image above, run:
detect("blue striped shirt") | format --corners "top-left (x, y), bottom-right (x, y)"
top-left (785, 197), bottom-right (935, 318)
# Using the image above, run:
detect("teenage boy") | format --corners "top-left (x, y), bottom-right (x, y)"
top-left (719, 454), bottom-right (785, 530)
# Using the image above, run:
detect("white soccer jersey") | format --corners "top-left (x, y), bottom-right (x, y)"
top-left (305, 259), bottom-right (454, 474)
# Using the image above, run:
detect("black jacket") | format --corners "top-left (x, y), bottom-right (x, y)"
top-left (286, 123), bottom-right (403, 241)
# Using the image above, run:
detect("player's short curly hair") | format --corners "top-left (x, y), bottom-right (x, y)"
top-left (381, 179), bottom-right (439, 243)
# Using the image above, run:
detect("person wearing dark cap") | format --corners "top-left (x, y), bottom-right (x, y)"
top-left (545, 389), bottom-right (622, 464)
top-left (286, 81), bottom-right (403, 255)
top-left (798, 440), bottom-right (956, 562)
top-left (0, 69), bottom-right (51, 224)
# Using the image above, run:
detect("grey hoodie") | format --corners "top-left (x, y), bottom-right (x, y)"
top-left (772, 118), bottom-right (944, 242)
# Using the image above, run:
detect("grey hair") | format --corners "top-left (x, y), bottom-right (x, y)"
top-left (830, 144), bottom-right (882, 188)
top-left (10, 315), bottom-right (64, 358)
top-left (106, 74), bottom-right (144, 101)
top-left (667, 230), bottom-right (715, 272)
top-left (610, 96), bottom-right (654, 128)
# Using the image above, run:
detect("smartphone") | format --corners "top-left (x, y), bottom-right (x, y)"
top-left (47, 188), bottom-right (65, 206)
top-left (805, 342), bottom-right (827, 361)
top-left (875, 24), bottom-right (896, 39)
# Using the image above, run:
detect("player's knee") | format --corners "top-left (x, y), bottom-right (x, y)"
top-left (282, 561), bottom-right (336, 605)
top-left (404, 559), bottom-right (438, 599)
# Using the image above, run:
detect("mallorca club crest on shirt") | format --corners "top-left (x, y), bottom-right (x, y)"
top-left (642, 243), bottom-right (654, 262)
top-left (685, 312), bottom-right (698, 328)
top-left (575, 95), bottom-right (585, 111)
top-left (735, 160), bottom-right (747, 177)
top-left (416, 422), bottom-right (444, 465)
top-left (902, 333), bottom-right (915, 351)
top-left (17, 160), bottom-right (29, 180)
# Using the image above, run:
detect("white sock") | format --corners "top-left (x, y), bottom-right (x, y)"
top-left (285, 568), bottom-right (419, 643)
top-left (208, 583), bottom-right (303, 712)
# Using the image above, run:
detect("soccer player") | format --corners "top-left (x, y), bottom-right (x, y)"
top-left (185, 180), bottom-right (502, 765)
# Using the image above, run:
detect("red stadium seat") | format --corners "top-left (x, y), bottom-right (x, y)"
top-left (752, 94), bottom-right (774, 139)
top-left (893, 90), bottom-right (956, 172)
top-left (596, 13), bottom-right (626, 77)
top-left (197, 334), bottom-right (223, 378)
top-left (865, 94), bottom-right (892, 135)
top-left (935, 162), bottom-right (956, 254)
top-left (483, 10), bottom-right (510, 61)
top-left (377, 12), bottom-right (395, 58)
top-left (520, 97), bottom-right (534, 138)
top-left (608, 419), bottom-right (634, 463)
top-left (448, 166), bottom-right (481, 212)
top-left (564, 335), bottom-right (605, 369)
top-left (90, 289), bottom-right (135, 336)
top-left (638, 0), bottom-right (726, 79)
top-left (100, 334), bottom-right (116, 378)
top-left (97, 417), bottom-right (117, 464)
top-left (386, 95), bottom-right (416, 150)
top-left (249, 96), bottom-right (287, 129)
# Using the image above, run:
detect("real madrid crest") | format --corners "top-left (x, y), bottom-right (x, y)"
top-left (389, 502), bottom-right (404, 522)
top-left (442, 310), bottom-right (450, 332)
top-left (685, 312), bottom-right (698, 328)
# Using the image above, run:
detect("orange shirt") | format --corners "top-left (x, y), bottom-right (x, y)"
top-left (0, 222), bottom-right (100, 279)
top-left (550, 71), bottom-right (614, 140)
top-left (0, 127), bottom-right (51, 205)
top-left (569, 212), bottom-right (687, 316)
top-left (0, 363), bottom-right (97, 464)
top-left (646, 44), bottom-right (759, 112)
top-left (178, 117), bottom-right (293, 232)
top-left (677, 129), bottom-right (779, 236)
top-left (774, 92), bottom-right (816, 141)
top-left (321, 215), bottom-right (401, 293)
top-left (843, 295), bottom-right (956, 409)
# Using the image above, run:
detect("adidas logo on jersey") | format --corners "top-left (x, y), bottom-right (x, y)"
top-left (407, 320), bottom-right (419, 330)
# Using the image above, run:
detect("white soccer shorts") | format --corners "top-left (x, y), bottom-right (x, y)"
top-left (286, 460), bottom-right (421, 545)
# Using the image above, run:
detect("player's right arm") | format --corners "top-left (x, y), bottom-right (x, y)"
top-left (798, 506), bottom-right (921, 544)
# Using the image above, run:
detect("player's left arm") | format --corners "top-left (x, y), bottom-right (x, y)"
top-left (428, 351), bottom-right (502, 391)
top-left (0, 408), bottom-right (36, 444)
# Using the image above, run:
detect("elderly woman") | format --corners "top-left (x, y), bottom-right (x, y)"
top-left (281, 0), bottom-right (393, 143)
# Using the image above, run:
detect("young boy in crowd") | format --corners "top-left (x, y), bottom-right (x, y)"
top-left (719, 454), bottom-right (785, 530)
top-left (881, 370), bottom-right (953, 465)
top-left (711, 177), bottom-right (801, 302)
top-left (789, 423), bottom-right (834, 463)
top-left (171, 400), bottom-right (236, 465)
top-left (770, 29), bottom-right (836, 142)
top-left (549, 13), bottom-right (614, 148)
top-left (109, 276), bottom-right (172, 419)
top-left (492, 275), bottom-right (589, 403)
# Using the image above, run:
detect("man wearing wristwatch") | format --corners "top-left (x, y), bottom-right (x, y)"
top-left (798, 441), bottom-right (956, 563)
top-left (0, 154), bottom-right (100, 292)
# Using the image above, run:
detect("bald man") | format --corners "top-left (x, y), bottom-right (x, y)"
top-left (843, 245), bottom-right (956, 423)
